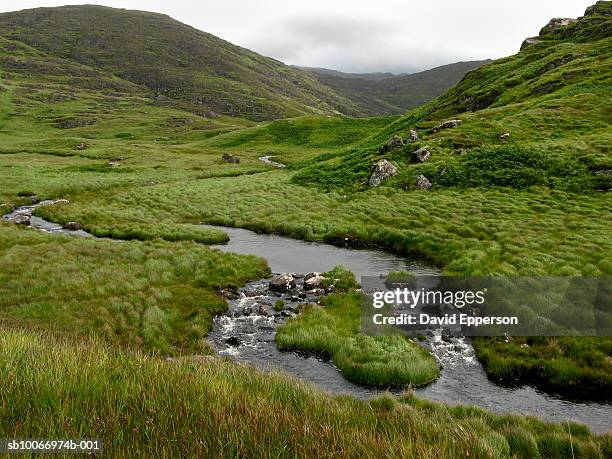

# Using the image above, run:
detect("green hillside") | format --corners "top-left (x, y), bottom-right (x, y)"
top-left (290, 1), bottom-right (612, 191)
top-left (302, 60), bottom-right (491, 115)
top-left (0, 5), bottom-right (362, 121)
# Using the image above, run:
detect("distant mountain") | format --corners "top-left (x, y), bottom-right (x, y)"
top-left (301, 61), bottom-right (491, 115)
top-left (0, 5), bottom-right (361, 121)
top-left (295, 67), bottom-right (402, 81)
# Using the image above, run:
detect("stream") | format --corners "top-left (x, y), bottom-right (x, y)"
top-left (206, 225), bottom-right (612, 434)
top-left (3, 203), bottom-right (610, 433)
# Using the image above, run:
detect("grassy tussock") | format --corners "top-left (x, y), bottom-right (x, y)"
top-left (277, 291), bottom-right (440, 387)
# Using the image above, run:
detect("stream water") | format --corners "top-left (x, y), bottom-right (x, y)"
top-left (3, 203), bottom-right (609, 433)
top-left (206, 225), bottom-right (612, 433)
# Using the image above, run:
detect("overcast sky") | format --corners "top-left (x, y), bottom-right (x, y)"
top-left (1, 1), bottom-right (595, 74)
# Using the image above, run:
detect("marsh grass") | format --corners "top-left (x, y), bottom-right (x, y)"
top-left (276, 291), bottom-right (440, 387)
top-left (0, 225), bottom-right (269, 355)
top-left (0, 329), bottom-right (609, 458)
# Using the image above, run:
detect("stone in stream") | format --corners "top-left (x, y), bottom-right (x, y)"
top-left (268, 274), bottom-right (296, 292)
top-left (369, 160), bottom-right (397, 187)
top-left (11, 214), bottom-right (31, 225)
top-left (63, 221), bottom-right (83, 231)
top-left (431, 119), bottom-right (462, 133)
top-left (30, 196), bottom-right (40, 204)
top-left (225, 336), bottom-right (240, 347)
top-left (304, 274), bottom-right (326, 290)
top-left (411, 146), bottom-right (431, 163)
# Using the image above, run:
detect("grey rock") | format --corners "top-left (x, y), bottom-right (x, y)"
top-left (63, 221), bottom-right (83, 231)
top-left (222, 153), bottom-right (240, 163)
top-left (432, 119), bottom-right (462, 133)
top-left (415, 175), bottom-right (432, 190)
top-left (269, 274), bottom-right (296, 292)
top-left (304, 275), bottom-right (326, 290)
top-left (520, 37), bottom-right (541, 50)
top-left (30, 196), bottom-right (40, 204)
top-left (11, 214), bottom-right (31, 225)
top-left (369, 160), bottom-right (397, 187)
top-left (407, 129), bottom-right (419, 143)
top-left (411, 146), bottom-right (431, 163)
top-left (539, 18), bottom-right (577, 35)
top-left (379, 135), bottom-right (404, 154)
top-left (226, 336), bottom-right (240, 347)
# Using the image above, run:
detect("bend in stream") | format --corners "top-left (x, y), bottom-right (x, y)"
top-left (206, 225), bottom-right (611, 434)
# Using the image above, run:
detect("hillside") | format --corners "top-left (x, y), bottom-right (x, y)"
top-left (0, 5), bottom-right (361, 121)
top-left (300, 60), bottom-right (491, 115)
top-left (290, 1), bottom-right (612, 191)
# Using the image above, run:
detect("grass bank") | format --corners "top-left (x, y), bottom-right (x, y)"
top-left (0, 224), bottom-right (269, 355)
top-left (1, 329), bottom-right (609, 458)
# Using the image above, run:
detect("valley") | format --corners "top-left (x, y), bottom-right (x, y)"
top-left (0, 1), bottom-right (611, 457)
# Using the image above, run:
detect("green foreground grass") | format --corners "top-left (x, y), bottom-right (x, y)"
top-left (1, 329), bottom-right (609, 458)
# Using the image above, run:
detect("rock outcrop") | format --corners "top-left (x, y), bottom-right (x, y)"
top-left (411, 147), bottom-right (431, 163)
top-left (415, 175), bottom-right (432, 190)
top-left (379, 135), bottom-right (404, 154)
top-left (369, 160), bottom-right (397, 187)
top-left (432, 120), bottom-right (462, 133)
top-left (407, 129), bottom-right (419, 143)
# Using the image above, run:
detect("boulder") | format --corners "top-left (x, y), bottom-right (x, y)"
top-left (539, 18), bottom-right (577, 35)
top-left (303, 272), bottom-right (321, 282)
top-left (520, 37), bottom-right (540, 50)
top-left (369, 160), bottom-right (397, 187)
top-left (415, 175), bottom-right (432, 190)
top-left (407, 129), bottom-right (419, 143)
top-left (432, 120), bottom-right (462, 133)
top-left (30, 196), bottom-right (40, 204)
top-left (379, 135), bottom-right (404, 154)
top-left (63, 221), bottom-right (83, 231)
top-left (222, 153), bottom-right (240, 163)
top-left (225, 336), bottom-right (240, 347)
top-left (269, 274), bottom-right (296, 292)
top-left (411, 147), bottom-right (431, 163)
top-left (499, 132), bottom-right (511, 139)
top-left (74, 142), bottom-right (87, 151)
top-left (304, 275), bottom-right (326, 290)
top-left (11, 214), bottom-right (31, 225)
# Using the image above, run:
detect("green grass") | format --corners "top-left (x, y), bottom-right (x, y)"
top-left (1, 328), bottom-right (609, 458)
top-left (0, 224), bottom-right (269, 355)
top-left (277, 290), bottom-right (440, 387)
top-left (473, 336), bottom-right (612, 397)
